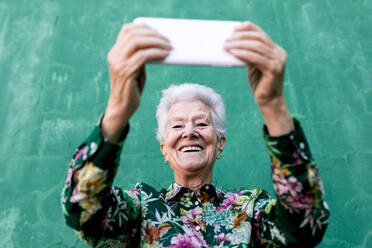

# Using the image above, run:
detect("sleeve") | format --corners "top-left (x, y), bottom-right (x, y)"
top-left (61, 121), bottom-right (142, 247)
top-left (251, 118), bottom-right (330, 247)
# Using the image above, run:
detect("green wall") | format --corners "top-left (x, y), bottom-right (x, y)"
top-left (1, 0), bottom-right (371, 247)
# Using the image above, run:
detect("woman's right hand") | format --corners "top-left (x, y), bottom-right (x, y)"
top-left (102, 23), bottom-right (172, 142)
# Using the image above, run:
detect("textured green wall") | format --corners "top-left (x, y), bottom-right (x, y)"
top-left (0, 0), bottom-right (371, 247)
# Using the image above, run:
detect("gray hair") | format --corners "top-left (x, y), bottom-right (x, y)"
top-left (156, 83), bottom-right (226, 142)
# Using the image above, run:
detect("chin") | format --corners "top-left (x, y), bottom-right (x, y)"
top-left (180, 162), bottom-right (209, 172)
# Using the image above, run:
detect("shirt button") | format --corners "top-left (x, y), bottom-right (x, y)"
top-left (195, 226), bottom-right (200, 231)
top-left (195, 201), bottom-right (199, 205)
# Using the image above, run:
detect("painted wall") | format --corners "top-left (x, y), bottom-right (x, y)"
top-left (0, 0), bottom-right (371, 247)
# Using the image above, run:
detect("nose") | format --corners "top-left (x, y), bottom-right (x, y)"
top-left (183, 122), bottom-right (198, 139)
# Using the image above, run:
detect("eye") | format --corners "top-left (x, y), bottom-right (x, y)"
top-left (172, 125), bottom-right (182, 129)
top-left (197, 122), bottom-right (208, 127)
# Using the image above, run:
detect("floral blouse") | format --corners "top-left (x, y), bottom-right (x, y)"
top-left (61, 119), bottom-right (329, 247)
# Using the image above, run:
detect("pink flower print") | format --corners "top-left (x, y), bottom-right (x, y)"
top-left (180, 208), bottom-right (207, 247)
top-left (169, 234), bottom-right (199, 248)
top-left (181, 208), bottom-right (205, 233)
top-left (181, 207), bottom-right (203, 224)
top-left (287, 176), bottom-right (303, 196)
top-left (128, 189), bottom-right (141, 194)
top-left (74, 146), bottom-right (89, 161)
top-left (273, 169), bottom-right (303, 198)
top-left (64, 168), bottom-right (73, 189)
top-left (102, 210), bottom-right (115, 231)
top-left (272, 170), bottom-right (288, 195)
top-left (290, 192), bottom-right (314, 210)
top-left (216, 233), bottom-right (230, 243)
top-left (216, 191), bottom-right (242, 215)
top-left (274, 184), bottom-right (286, 196)
top-left (292, 149), bottom-right (309, 165)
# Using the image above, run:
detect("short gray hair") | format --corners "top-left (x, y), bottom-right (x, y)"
top-left (156, 83), bottom-right (226, 142)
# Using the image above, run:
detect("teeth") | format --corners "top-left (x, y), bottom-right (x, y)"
top-left (180, 146), bottom-right (202, 152)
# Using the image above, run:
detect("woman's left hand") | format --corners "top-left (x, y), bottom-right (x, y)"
top-left (224, 21), bottom-right (294, 136)
top-left (224, 21), bottom-right (286, 107)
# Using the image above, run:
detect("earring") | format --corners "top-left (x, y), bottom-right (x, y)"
top-left (165, 160), bottom-right (169, 165)
top-left (217, 153), bottom-right (222, 160)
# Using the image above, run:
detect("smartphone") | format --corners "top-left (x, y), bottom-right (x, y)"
top-left (133, 17), bottom-right (247, 67)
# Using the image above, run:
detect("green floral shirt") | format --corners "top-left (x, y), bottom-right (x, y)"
top-left (61, 119), bottom-right (329, 247)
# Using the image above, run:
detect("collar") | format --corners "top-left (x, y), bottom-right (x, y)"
top-left (163, 182), bottom-right (225, 204)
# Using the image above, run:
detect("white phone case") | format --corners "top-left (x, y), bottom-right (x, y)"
top-left (133, 17), bottom-right (247, 67)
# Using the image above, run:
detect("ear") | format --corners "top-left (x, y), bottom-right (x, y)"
top-left (217, 136), bottom-right (226, 154)
top-left (160, 143), bottom-right (167, 160)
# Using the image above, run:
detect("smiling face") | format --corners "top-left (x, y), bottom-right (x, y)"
top-left (160, 100), bottom-right (226, 180)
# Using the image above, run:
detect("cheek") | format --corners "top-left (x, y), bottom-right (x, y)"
top-left (166, 132), bottom-right (174, 143)
top-left (164, 131), bottom-right (179, 150)
top-left (206, 137), bottom-right (219, 156)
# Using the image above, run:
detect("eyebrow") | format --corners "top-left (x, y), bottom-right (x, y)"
top-left (167, 113), bottom-right (210, 122)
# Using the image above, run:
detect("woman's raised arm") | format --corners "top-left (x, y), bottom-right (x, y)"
top-left (225, 21), bottom-right (329, 246)
top-left (224, 21), bottom-right (294, 136)
top-left (102, 23), bottom-right (172, 142)
top-left (61, 23), bottom-right (171, 246)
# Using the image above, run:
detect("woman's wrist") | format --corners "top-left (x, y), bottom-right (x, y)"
top-left (258, 96), bottom-right (294, 136)
top-left (101, 107), bottom-right (130, 142)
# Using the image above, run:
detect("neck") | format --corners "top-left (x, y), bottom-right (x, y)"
top-left (173, 169), bottom-right (213, 191)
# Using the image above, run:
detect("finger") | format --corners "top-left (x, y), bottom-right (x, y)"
top-left (228, 48), bottom-right (269, 70)
top-left (226, 31), bottom-right (272, 45)
top-left (123, 36), bottom-right (172, 58)
top-left (119, 26), bottom-right (171, 47)
top-left (125, 28), bottom-right (170, 42)
top-left (224, 40), bottom-right (271, 57)
top-left (234, 21), bottom-right (264, 33)
top-left (133, 47), bottom-right (170, 63)
top-left (125, 48), bottom-right (170, 76)
top-left (117, 27), bottom-right (171, 54)
top-left (117, 22), bottom-right (151, 40)
top-left (121, 33), bottom-right (171, 51)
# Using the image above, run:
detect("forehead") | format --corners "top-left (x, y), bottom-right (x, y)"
top-left (167, 100), bottom-right (211, 121)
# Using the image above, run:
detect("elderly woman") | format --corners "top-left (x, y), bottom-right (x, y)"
top-left (62, 21), bottom-right (329, 247)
